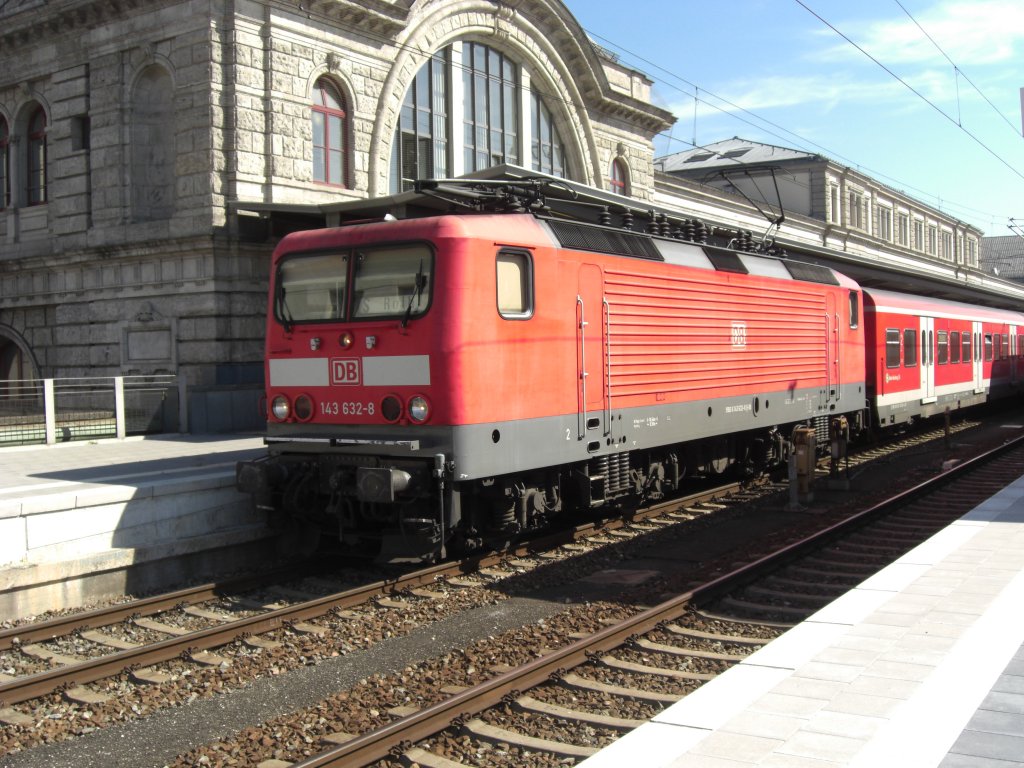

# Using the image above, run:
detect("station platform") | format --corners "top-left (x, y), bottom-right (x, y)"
top-left (0, 434), bottom-right (274, 618)
top-left (581, 474), bottom-right (1024, 767)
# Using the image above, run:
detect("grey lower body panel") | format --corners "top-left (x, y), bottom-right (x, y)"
top-left (449, 382), bottom-right (864, 480)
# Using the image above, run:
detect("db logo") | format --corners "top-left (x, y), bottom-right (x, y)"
top-left (731, 321), bottom-right (747, 349)
top-left (331, 358), bottom-right (361, 385)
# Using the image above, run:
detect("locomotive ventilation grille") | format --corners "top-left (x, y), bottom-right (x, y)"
top-left (783, 260), bottom-right (840, 286)
top-left (546, 220), bottom-right (662, 261)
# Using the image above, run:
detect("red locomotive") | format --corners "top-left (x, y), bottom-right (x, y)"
top-left (236, 179), bottom-right (1021, 562)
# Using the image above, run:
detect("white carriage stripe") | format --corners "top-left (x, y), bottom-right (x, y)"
top-left (268, 356), bottom-right (431, 387)
top-left (875, 378), bottom-right (990, 407)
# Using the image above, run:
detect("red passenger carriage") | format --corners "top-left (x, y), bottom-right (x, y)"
top-left (864, 289), bottom-right (1024, 427)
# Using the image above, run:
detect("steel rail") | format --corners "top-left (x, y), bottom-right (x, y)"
top-left (289, 431), bottom-right (1024, 767)
top-left (0, 483), bottom-right (742, 708)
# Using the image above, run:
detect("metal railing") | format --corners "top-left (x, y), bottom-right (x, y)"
top-left (0, 375), bottom-right (188, 446)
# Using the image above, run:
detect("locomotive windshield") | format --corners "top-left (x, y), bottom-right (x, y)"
top-left (275, 244), bottom-right (433, 326)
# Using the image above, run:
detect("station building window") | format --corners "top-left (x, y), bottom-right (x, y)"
top-left (531, 91), bottom-right (565, 177)
top-left (26, 106), bottom-right (46, 206)
top-left (608, 158), bottom-right (629, 196)
top-left (391, 43), bottom-right (572, 193)
top-left (0, 117), bottom-right (8, 209)
top-left (312, 77), bottom-right (349, 187)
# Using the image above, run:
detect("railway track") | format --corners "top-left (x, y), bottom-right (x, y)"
top-left (0, 482), bottom-right (749, 716)
top-left (265, 429), bottom-right (1024, 768)
top-left (0, 411), bottom-right (1016, 765)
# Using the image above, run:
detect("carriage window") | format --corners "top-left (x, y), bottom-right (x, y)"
top-left (352, 245), bottom-right (434, 320)
top-left (984, 334), bottom-right (993, 361)
top-left (848, 291), bottom-right (859, 328)
top-left (886, 329), bottom-right (901, 368)
top-left (1002, 334), bottom-right (1009, 360)
top-left (903, 328), bottom-right (917, 367)
top-left (276, 252), bottom-right (349, 323)
top-left (497, 251), bottom-right (533, 319)
top-left (950, 331), bottom-right (960, 363)
top-left (962, 333), bottom-right (971, 363)
top-left (937, 331), bottom-right (948, 365)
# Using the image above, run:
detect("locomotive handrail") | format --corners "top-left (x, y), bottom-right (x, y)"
top-left (835, 311), bottom-right (841, 403)
top-left (604, 297), bottom-right (612, 436)
top-left (577, 294), bottom-right (586, 440)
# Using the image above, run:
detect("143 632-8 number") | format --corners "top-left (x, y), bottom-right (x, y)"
top-left (320, 401), bottom-right (376, 416)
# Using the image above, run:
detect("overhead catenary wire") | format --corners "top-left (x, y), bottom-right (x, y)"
top-left (793, 0), bottom-right (1024, 185)
top-left (892, 0), bottom-right (1022, 137)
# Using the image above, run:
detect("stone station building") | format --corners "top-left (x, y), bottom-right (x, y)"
top-left (0, 0), bottom-right (672, 430)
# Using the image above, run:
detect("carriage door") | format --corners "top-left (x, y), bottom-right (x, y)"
top-left (577, 264), bottom-right (607, 445)
top-left (920, 317), bottom-right (936, 403)
top-left (972, 321), bottom-right (985, 393)
top-left (1010, 326), bottom-right (1019, 384)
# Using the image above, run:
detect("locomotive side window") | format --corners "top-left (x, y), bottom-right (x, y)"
top-left (950, 331), bottom-right (960, 363)
top-left (885, 329), bottom-right (901, 368)
top-left (937, 331), bottom-right (948, 365)
top-left (903, 328), bottom-right (917, 367)
top-left (276, 252), bottom-right (349, 323)
top-left (352, 245), bottom-right (433, 320)
top-left (848, 291), bottom-right (859, 328)
top-left (496, 251), bottom-right (533, 319)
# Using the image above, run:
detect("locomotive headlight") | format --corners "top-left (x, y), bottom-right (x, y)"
top-left (339, 331), bottom-right (354, 349)
top-left (294, 394), bottom-right (314, 422)
top-left (270, 395), bottom-right (291, 421)
top-left (408, 395), bottom-right (430, 423)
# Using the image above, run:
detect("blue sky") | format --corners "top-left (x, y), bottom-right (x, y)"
top-left (564, 0), bottom-right (1024, 237)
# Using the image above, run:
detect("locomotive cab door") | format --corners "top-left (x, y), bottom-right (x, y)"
top-left (920, 316), bottom-right (936, 403)
top-left (577, 264), bottom-right (608, 446)
top-left (824, 293), bottom-right (840, 408)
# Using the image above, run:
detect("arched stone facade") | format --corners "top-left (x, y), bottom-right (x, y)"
top-left (0, 0), bottom-right (672, 430)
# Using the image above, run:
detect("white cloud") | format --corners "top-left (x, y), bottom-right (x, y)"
top-left (817, 1), bottom-right (1024, 68)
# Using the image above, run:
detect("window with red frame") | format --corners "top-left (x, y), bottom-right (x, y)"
top-left (312, 78), bottom-right (347, 187)
top-left (608, 157), bottom-right (629, 196)
top-left (27, 107), bottom-right (47, 205)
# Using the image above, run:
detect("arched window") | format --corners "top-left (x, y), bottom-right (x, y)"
top-left (312, 77), bottom-right (348, 187)
top-left (391, 43), bottom-right (573, 193)
top-left (530, 91), bottom-right (565, 178)
top-left (392, 50), bottom-right (448, 193)
top-left (26, 107), bottom-right (46, 205)
top-left (463, 42), bottom-right (518, 173)
top-left (0, 117), bottom-right (9, 210)
top-left (608, 157), bottom-right (629, 196)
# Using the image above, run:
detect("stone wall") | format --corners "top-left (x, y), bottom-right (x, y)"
top-left (0, 0), bottom-right (672, 429)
